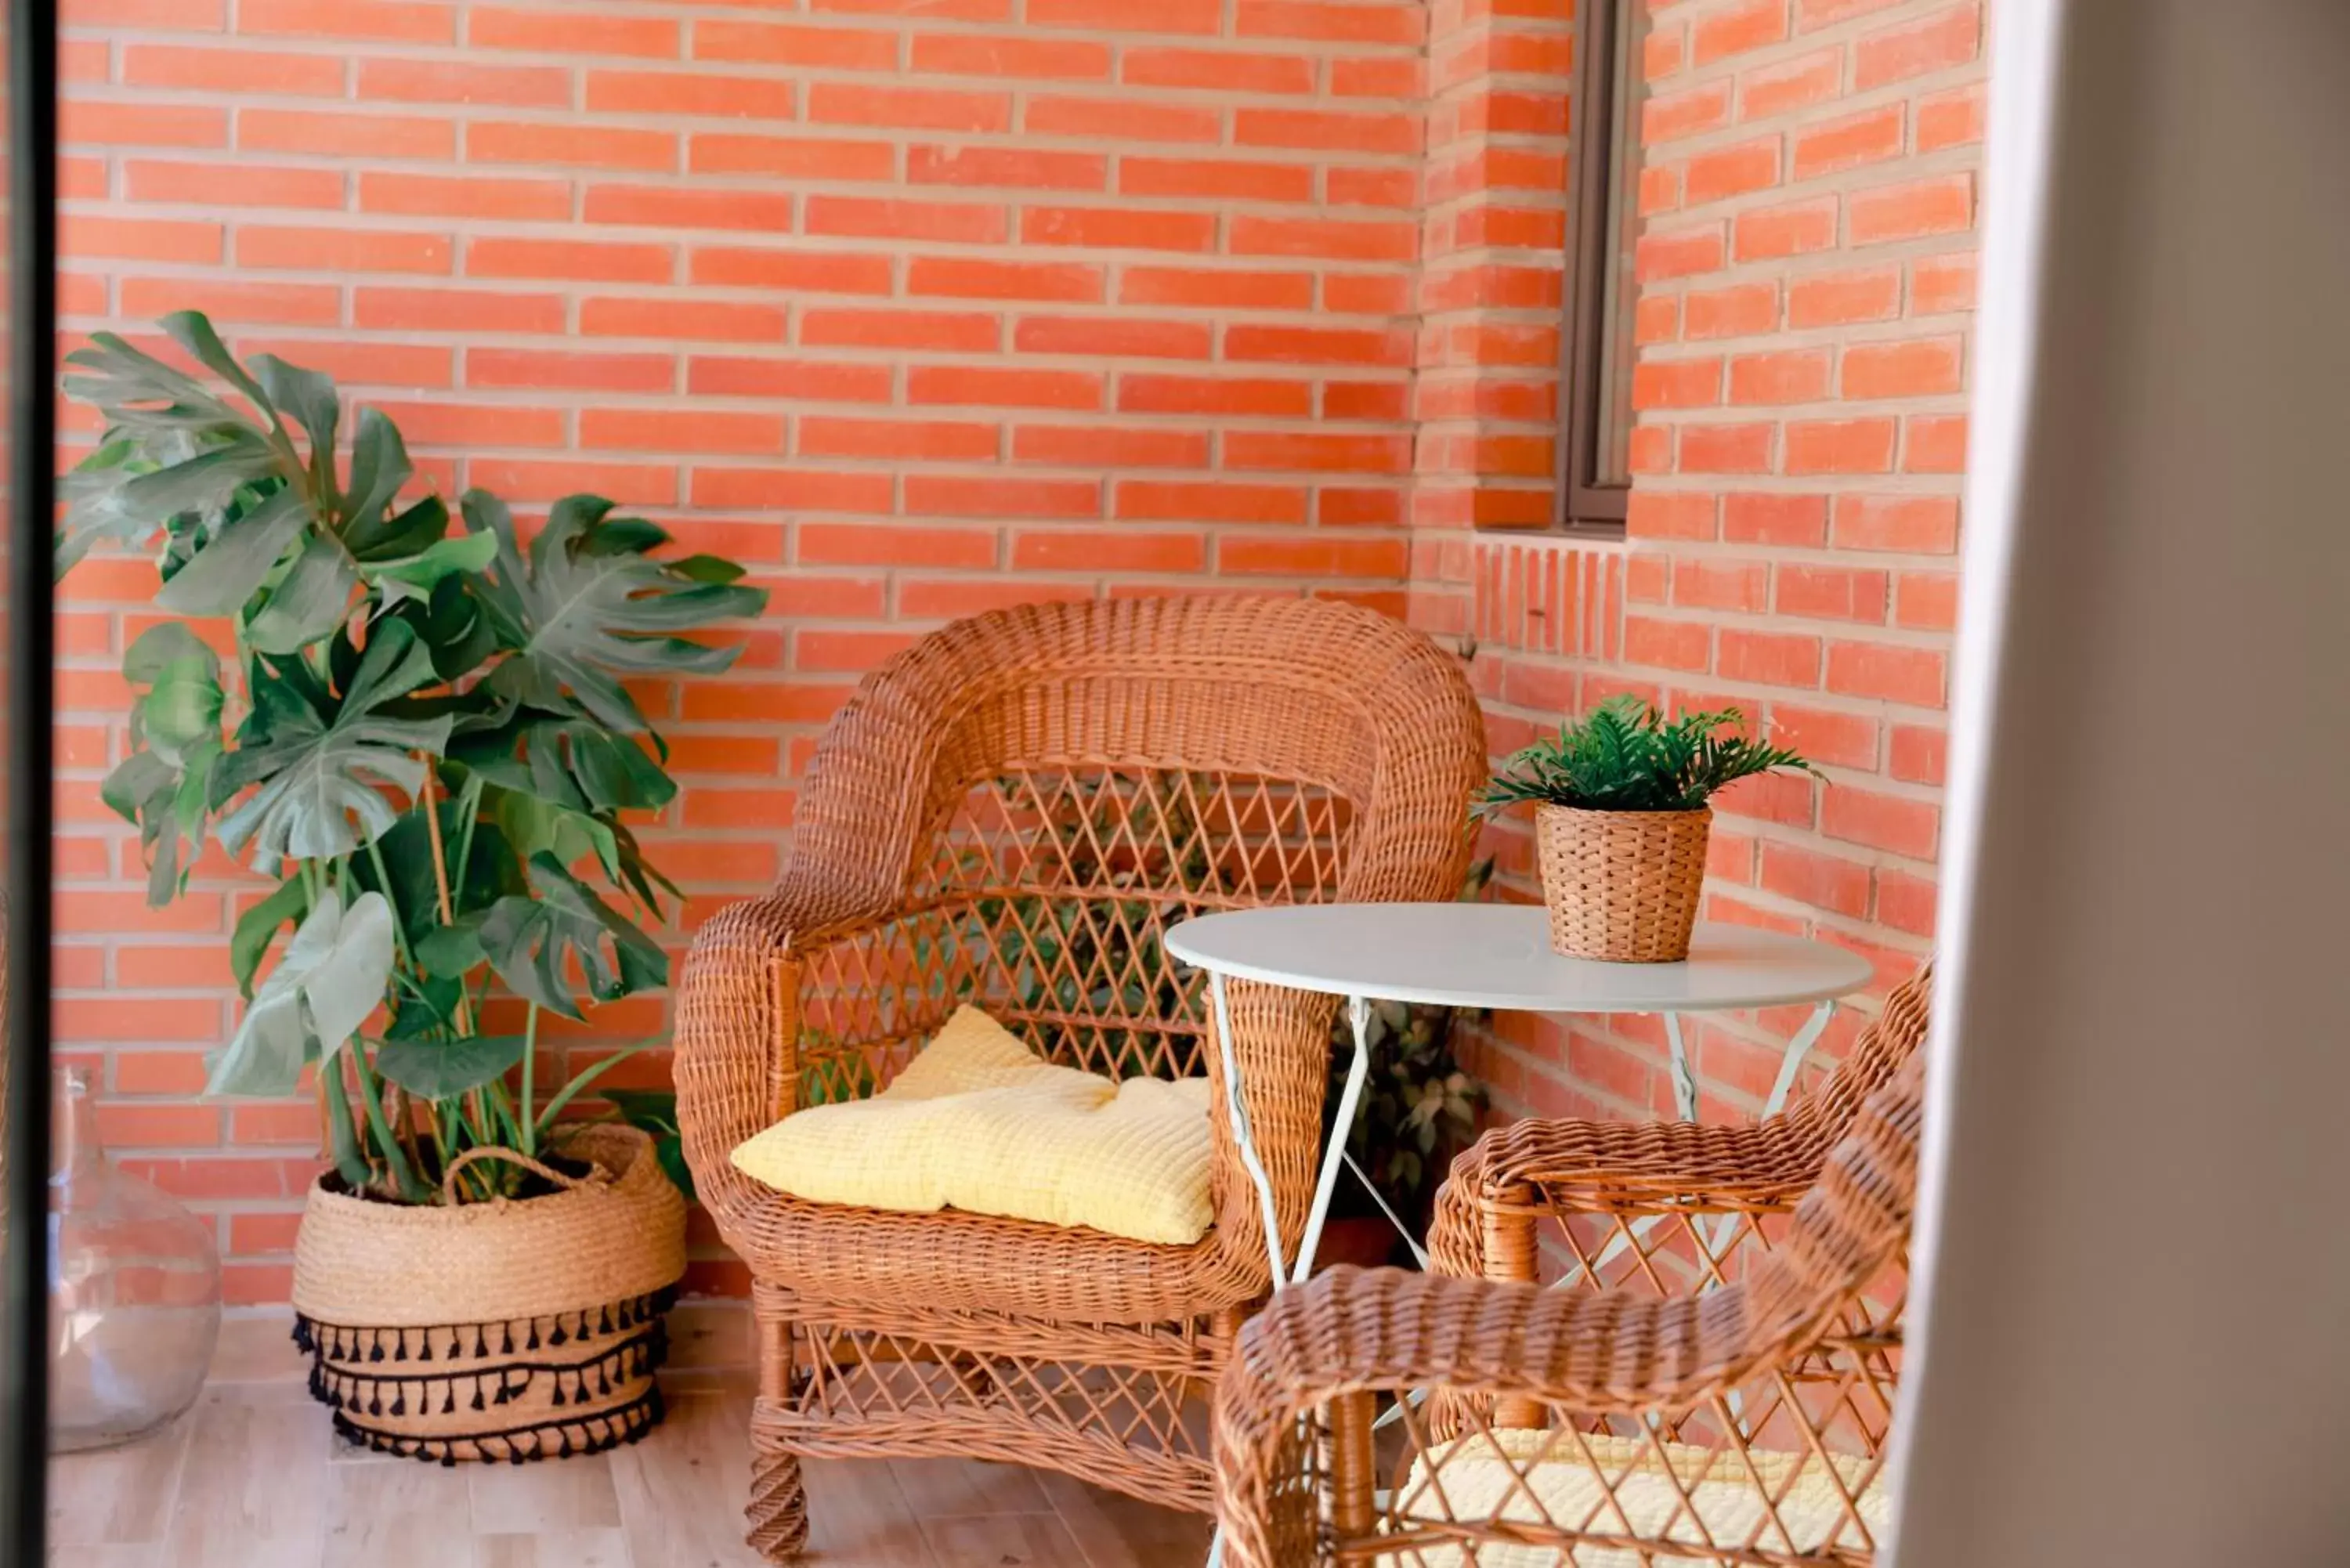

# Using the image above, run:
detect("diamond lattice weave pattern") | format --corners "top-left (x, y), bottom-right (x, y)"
top-left (730, 1005), bottom-right (1216, 1245)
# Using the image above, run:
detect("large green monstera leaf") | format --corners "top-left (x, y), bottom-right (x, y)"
top-left (478, 852), bottom-right (667, 1021)
top-left (213, 619), bottom-right (453, 865)
top-left (102, 623), bottom-right (228, 905)
top-left (463, 491), bottom-right (765, 732)
top-left (208, 890), bottom-right (395, 1097)
top-left (59, 311), bottom-right (488, 653)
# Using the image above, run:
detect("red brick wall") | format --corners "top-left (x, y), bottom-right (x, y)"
top-left (52, 0), bottom-right (1979, 1301)
top-left (1452, 0), bottom-right (1979, 1125)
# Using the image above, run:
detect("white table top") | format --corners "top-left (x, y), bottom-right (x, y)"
top-left (1165, 903), bottom-right (1872, 1013)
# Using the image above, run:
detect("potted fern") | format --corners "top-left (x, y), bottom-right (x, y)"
top-left (1479, 696), bottom-right (1813, 962)
top-left (59, 313), bottom-right (769, 1462)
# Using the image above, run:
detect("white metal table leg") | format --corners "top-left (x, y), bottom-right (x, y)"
top-left (1294, 995), bottom-right (1372, 1285)
top-left (1208, 970), bottom-right (1289, 1284)
top-left (1762, 1000), bottom-right (1836, 1117)
top-left (1664, 1012), bottom-right (1698, 1121)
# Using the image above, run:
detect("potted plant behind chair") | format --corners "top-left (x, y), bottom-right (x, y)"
top-left (58, 314), bottom-right (769, 1462)
top-left (1480, 696), bottom-right (1814, 963)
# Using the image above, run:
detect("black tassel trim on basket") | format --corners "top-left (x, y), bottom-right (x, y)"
top-left (291, 1286), bottom-right (678, 1368)
top-left (327, 1384), bottom-right (666, 1469)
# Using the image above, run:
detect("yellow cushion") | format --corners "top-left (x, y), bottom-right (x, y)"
top-left (728, 1005), bottom-right (1216, 1246)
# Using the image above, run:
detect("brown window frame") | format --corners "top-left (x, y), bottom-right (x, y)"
top-left (1556, 0), bottom-right (1637, 534)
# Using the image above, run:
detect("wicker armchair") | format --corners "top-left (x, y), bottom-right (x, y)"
top-left (673, 596), bottom-right (1486, 1558)
top-left (1214, 1039), bottom-right (1929, 1568)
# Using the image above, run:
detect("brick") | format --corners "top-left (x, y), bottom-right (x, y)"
top-left (801, 307), bottom-right (999, 352)
top-left (1235, 1), bottom-right (1423, 45)
top-left (61, 101), bottom-right (227, 147)
top-left (1236, 106), bottom-right (1417, 155)
top-left (1116, 374), bottom-right (1312, 418)
top-left (1793, 105), bottom-right (1906, 179)
top-left (123, 44), bottom-right (345, 96)
top-left (1767, 703), bottom-right (1880, 769)
top-left (690, 247), bottom-right (894, 295)
top-left (467, 458), bottom-right (679, 507)
top-left (686, 135), bottom-right (894, 184)
top-left (1122, 157), bottom-right (1314, 204)
top-left (239, 0), bottom-right (455, 44)
top-left (1682, 282), bottom-right (1777, 340)
top-left (1217, 533), bottom-right (1407, 579)
top-left (468, 121), bottom-right (675, 173)
top-left (358, 58), bottom-right (569, 107)
top-left (801, 417), bottom-right (1000, 462)
top-left (1029, 0), bottom-right (1221, 31)
top-left (1025, 95), bottom-right (1220, 144)
top-left (797, 521), bottom-right (996, 569)
top-left (1786, 417), bottom-right (1896, 475)
top-left (362, 172), bottom-right (571, 221)
top-left (60, 215), bottom-right (222, 265)
top-left (810, 83), bottom-right (1011, 134)
top-left (581, 408), bottom-right (784, 456)
top-left (1733, 197), bottom-right (1838, 262)
top-left (119, 276), bottom-right (341, 327)
top-left (1822, 784), bottom-right (1939, 858)
top-left (1777, 563), bottom-right (1889, 623)
top-left (1849, 173), bottom-right (1974, 245)
top-left (1842, 334), bottom-right (1964, 399)
top-left (908, 144), bottom-right (1107, 191)
top-left (1672, 558), bottom-right (1769, 612)
top-left (1728, 348), bottom-right (1831, 405)
top-left (469, 6), bottom-right (680, 57)
top-left (909, 256), bottom-right (1102, 303)
top-left (1021, 205), bottom-right (1217, 254)
top-left (1120, 267), bottom-right (1314, 311)
top-left (808, 196), bottom-right (1008, 245)
top-left (356, 286), bottom-right (567, 334)
top-left (1623, 615), bottom-right (1710, 673)
top-left (1788, 266), bottom-right (1902, 328)
top-left (902, 474), bottom-right (1099, 518)
top-left (1832, 493), bottom-right (1959, 552)
top-left (467, 348), bottom-right (673, 395)
top-left (1760, 843), bottom-right (1872, 919)
top-left (1012, 314), bottom-right (1213, 359)
top-left (1888, 724), bottom-right (1947, 786)
top-left (1626, 492), bottom-right (1718, 541)
top-left (1918, 82), bottom-right (1987, 151)
top-left (696, 468), bottom-right (891, 514)
top-left (1739, 48), bottom-right (1842, 120)
top-left (1911, 251), bottom-right (1978, 314)
top-left (1693, 0), bottom-right (1789, 65)
top-left (1894, 570), bottom-right (1960, 630)
top-left (1226, 323), bottom-right (1409, 367)
top-left (1683, 136), bottom-right (1781, 206)
top-left (1644, 81), bottom-right (1732, 144)
top-left (1115, 480), bottom-right (1306, 525)
top-left (1224, 431), bottom-right (1410, 474)
top-left (583, 297), bottom-right (786, 341)
top-left (1825, 640), bottom-right (1945, 706)
top-left (1012, 529), bottom-right (1206, 573)
top-left (1123, 46), bottom-right (1314, 94)
top-left (1679, 422), bottom-right (1774, 474)
top-left (580, 184), bottom-right (796, 233)
top-left (1904, 414), bottom-right (1969, 472)
top-left (467, 237), bottom-right (672, 284)
top-left (1723, 493), bottom-right (1828, 546)
top-left (1854, 2), bottom-right (1980, 89)
top-left (1632, 356), bottom-right (1723, 410)
top-left (1718, 628), bottom-right (1821, 688)
top-left (907, 364), bottom-right (1102, 410)
top-left (240, 107), bottom-right (454, 159)
top-left (911, 32), bottom-right (1111, 79)
top-left (1636, 224), bottom-right (1726, 282)
top-left (237, 226), bottom-right (452, 275)
top-left (586, 70), bottom-right (797, 121)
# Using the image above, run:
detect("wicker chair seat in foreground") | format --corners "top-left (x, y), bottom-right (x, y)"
top-left (674, 597), bottom-right (1486, 1559)
top-left (1213, 969), bottom-right (1933, 1568)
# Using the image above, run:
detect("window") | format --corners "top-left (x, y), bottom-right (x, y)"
top-left (1558, 0), bottom-right (1646, 533)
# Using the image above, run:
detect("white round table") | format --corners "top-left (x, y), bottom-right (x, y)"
top-left (1163, 904), bottom-right (1872, 1288)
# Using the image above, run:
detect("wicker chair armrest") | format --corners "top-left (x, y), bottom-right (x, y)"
top-left (1213, 1265), bottom-right (1744, 1568)
top-left (672, 879), bottom-right (899, 1236)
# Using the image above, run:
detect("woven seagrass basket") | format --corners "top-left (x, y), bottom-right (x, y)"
top-left (1534, 804), bottom-right (1712, 963)
top-left (290, 1124), bottom-right (685, 1465)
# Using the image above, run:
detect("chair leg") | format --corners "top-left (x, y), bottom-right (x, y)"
top-left (746, 1306), bottom-right (810, 1563)
top-left (1484, 1187), bottom-right (1547, 1431)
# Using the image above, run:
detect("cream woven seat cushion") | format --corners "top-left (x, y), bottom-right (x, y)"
top-left (729, 1005), bottom-right (1215, 1246)
top-left (1390, 1427), bottom-right (1889, 1568)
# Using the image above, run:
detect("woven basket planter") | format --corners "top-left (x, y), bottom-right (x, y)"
top-left (290, 1124), bottom-right (686, 1465)
top-left (1534, 804), bottom-right (1712, 963)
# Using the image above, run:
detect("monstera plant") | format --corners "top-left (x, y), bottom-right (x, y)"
top-left (61, 313), bottom-right (768, 1205)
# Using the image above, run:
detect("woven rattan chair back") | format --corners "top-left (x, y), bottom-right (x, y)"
top-left (777, 597), bottom-right (1485, 1097)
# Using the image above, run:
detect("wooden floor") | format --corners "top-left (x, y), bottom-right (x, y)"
top-left (48, 1309), bottom-right (1213, 1568)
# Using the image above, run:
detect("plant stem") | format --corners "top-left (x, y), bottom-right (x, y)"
top-left (320, 1060), bottom-right (370, 1190)
top-left (351, 1046), bottom-right (425, 1202)
top-left (519, 1001), bottom-right (540, 1158)
top-left (362, 836), bottom-right (413, 972)
top-left (533, 1039), bottom-right (653, 1139)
